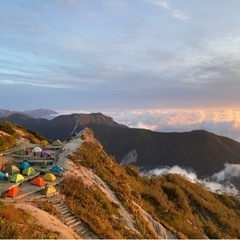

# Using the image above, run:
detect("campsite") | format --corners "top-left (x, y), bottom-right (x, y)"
top-left (0, 133), bottom-right (92, 239)
top-left (0, 140), bottom-right (64, 200)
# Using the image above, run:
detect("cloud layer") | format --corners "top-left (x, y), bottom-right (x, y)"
top-left (109, 108), bottom-right (240, 141)
top-left (1, 1), bottom-right (240, 111)
top-left (143, 164), bottom-right (239, 195)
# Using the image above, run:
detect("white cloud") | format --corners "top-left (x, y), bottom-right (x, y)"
top-left (143, 165), bottom-right (239, 195)
top-left (147, 0), bottom-right (189, 21)
top-left (143, 165), bottom-right (198, 182)
top-left (150, 0), bottom-right (170, 10)
top-left (211, 163), bottom-right (240, 182)
top-left (108, 108), bottom-right (240, 142)
top-left (172, 9), bottom-right (188, 21)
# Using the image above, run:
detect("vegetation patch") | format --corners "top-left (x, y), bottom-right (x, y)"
top-left (37, 201), bottom-right (58, 216)
top-left (0, 201), bottom-right (59, 239)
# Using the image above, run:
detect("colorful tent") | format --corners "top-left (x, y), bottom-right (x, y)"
top-left (50, 165), bottom-right (63, 173)
top-left (10, 174), bottom-right (24, 183)
top-left (31, 176), bottom-right (46, 187)
top-left (15, 149), bottom-right (25, 155)
top-left (41, 161), bottom-right (47, 169)
top-left (43, 173), bottom-right (56, 181)
top-left (41, 140), bottom-right (49, 147)
top-left (52, 139), bottom-right (62, 146)
top-left (22, 167), bottom-right (35, 176)
top-left (20, 161), bottom-right (31, 170)
top-left (41, 150), bottom-right (51, 157)
top-left (43, 185), bottom-right (57, 195)
top-left (0, 171), bottom-right (5, 180)
top-left (4, 165), bottom-right (20, 175)
top-left (32, 147), bottom-right (42, 153)
top-left (7, 186), bottom-right (20, 197)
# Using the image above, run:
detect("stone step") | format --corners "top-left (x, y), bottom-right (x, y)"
top-left (58, 208), bottom-right (69, 213)
top-left (69, 221), bottom-right (81, 228)
top-left (66, 218), bottom-right (78, 225)
top-left (62, 212), bottom-right (73, 217)
top-left (65, 215), bottom-right (76, 221)
top-left (59, 209), bottom-right (69, 214)
top-left (75, 226), bottom-right (86, 235)
top-left (56, 205), bottom-right (68, 210)
top-left (51, 200), bottom-right (60, 204)
top-left (51, 199), bottom-right (62, 204)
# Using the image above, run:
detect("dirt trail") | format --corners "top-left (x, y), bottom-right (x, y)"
top-left (15, 203), bottom-right (80, 239)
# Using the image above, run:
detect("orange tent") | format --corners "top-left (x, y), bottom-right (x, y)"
top-left (7, 186), bottom-right (19, 197)
top-left (31, 176), bottom-right (46, 187)
top-left (41, 140), bottom-right (49, 147)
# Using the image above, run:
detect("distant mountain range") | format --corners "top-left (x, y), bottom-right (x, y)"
top-left (1, 111), bottom-right (240, 188)
top-left (0, 108), bottom-right (58, 118)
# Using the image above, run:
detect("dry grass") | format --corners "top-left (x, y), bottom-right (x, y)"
top-left (0, 201), bottom-right (59, 239)
top-left (63, 129), bottom-right (240, 239)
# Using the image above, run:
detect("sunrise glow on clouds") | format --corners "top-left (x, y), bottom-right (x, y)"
top-left (1, 1), bottom-right (240, 142)
top-left (106, 108), bottom-right (240, 142)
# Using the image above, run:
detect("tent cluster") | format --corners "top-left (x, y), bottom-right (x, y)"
top-left (3, 161), bottom-right (63, 198)
top-left (14, 139), bottom-right (62, 157)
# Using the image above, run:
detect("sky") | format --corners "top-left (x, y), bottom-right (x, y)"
top-left (1, 0), bottom-right (240, 140)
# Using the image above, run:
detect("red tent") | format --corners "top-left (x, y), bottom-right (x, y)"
top-left (31, 176), bottom-right (46, 187)
top-left (7, 186), bottom-right (19, 197)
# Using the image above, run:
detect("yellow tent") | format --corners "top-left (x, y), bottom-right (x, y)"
top-left (43, 185), bottom-right (57, 195)
top-left (43, 173), bottom-right (56, 181)
top-left (10, 174), bottom-right (25, 183)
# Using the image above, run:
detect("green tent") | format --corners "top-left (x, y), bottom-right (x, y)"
top-left (5, 165), bottom-right (20, 175)
top-left (41, 161), bottom-right (47, 169)
top-left (43, 185), bottom-right (57, 195)
top-left (10, 174), bottom-right (25, 183)
top-left (15, 149), bottom-right (25, 155)
top-left (22, 167), bottom-right (35, 176)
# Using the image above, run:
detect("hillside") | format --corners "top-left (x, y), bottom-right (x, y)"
top-left (61, 129), bottom-right (240, 239)
top-left (0, 121), bottom-right (46, 152)
top-left (93, 127), bottom-right (240, 176)
top-left (0, 127), bottom-right (239, 239)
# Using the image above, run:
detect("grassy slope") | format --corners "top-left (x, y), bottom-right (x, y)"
top-left (62, 129), bottom-right (240, 239)
top-left (0, 121), bottom-right (47, 152)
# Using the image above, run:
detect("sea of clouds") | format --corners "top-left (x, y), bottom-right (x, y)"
top-left (109, 108), bottom-right (240, 142)
top-left (142, 163), bottom-right (240, 195)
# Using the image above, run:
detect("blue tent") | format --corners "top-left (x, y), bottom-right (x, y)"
top-left (0, 171), bottom-right (5, 180)
top-left (50, 165), bottom-right (63, 173)
top-left (20, 161), bottom-right (31, 170)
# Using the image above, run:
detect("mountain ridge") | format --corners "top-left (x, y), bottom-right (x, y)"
top-left (0, 108), bottom-right (57, 118)
top-left (1, 112), bottom-right (240, 183)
